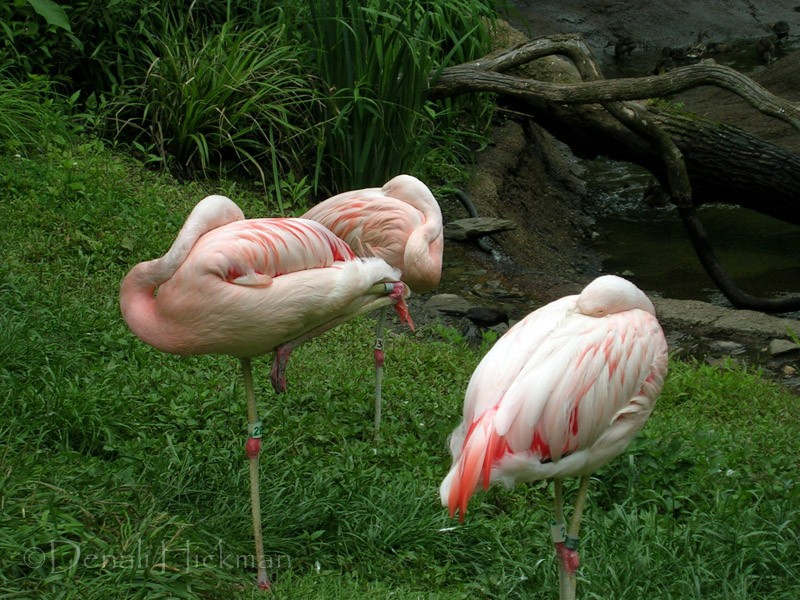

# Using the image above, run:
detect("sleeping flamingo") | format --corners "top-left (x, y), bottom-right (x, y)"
top-left (303, 174), bottom-right (443, 435)
top-left (119, 195), bottom-right (413, 590)
top-left (440, 275), bottom-right (668, 600)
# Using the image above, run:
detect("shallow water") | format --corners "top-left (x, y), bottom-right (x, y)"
top-left (585, 159), bottom-right (800, 305)
top-left (588, 37), bottom-right (800, 306)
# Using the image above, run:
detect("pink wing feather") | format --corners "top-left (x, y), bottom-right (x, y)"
top-left (181, 217), bottom-right (355, 284)
top-left (441, 276), bottom-right (668, 520)
top-left (302, 175), bottom-right (443, 293)
top-left (120, 207), bottom-right (406, 359)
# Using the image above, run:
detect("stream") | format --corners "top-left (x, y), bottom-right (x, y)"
top-left (587, 158), bottom-right (800, 305)
top-left (588, 36), bottom-right (800, 308)
top-left (430, 29), bottom-right (800, 385)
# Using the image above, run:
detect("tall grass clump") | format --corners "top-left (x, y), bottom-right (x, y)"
top-left (115, 17), bottom-right (318, 201)
top-left (306, 0), bottom-right (496, 193)
top-left (0, 73), bottom-right (68, 154)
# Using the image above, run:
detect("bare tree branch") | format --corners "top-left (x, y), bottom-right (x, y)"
top-left (429, 33), bottom-right (800, 312)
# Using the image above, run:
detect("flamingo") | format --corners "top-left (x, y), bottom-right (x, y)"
top-left (303, 174), bottom-right (443, 435)
top-left (440, 275), bottom-right (668, 600)
top-left (119, 194), bottom-right (413, 590)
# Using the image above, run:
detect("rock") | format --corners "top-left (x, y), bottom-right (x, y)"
top-left (443, 306), bottom-right (510, 328)
top-left (444, 217), bottom-right (517, 241)
top-left (768, 339), bottom-right (800, 356)
top-left (424, 293), bottom-right (474, 315)
top-left (782, 365), bottom-right (797, 377)
top-left (653, 298), bottom-right (800, 343)
top-left (425, 293), bottom-right (510, 328)
top-left (708, 340), bottom-right (745, 355)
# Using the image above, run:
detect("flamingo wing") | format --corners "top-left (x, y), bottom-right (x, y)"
top-left (303, 192), bottom-right (419, 263)
top-left (122, 216), bottom-right (406, 358)
top-left (183, 217), bottom-right (355, 284)
top-left (441, 281), bottom-right (668, 519)
top-left (302, 175), bottom-right (443, 293)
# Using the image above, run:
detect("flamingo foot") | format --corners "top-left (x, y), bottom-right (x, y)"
top-left (256, 574), bottom-right (271, 591)
top-left (555, 540), bottom-right (580, 574)
top-left (270, 346), bottom-right (292, 393)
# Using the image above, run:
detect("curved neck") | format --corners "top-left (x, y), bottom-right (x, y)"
top-left (119, 195), bottom-right (244, 353)
top-left (404, 223), bottom-right (444, 293)
top-left (119, 260), bottom-right (178, 352)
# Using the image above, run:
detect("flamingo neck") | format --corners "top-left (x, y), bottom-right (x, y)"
top-left (119, 260), bottom-right (185, 354)
top-left (404, 222), bottom-right (444, 293)
top-left (119, 195), bottom-right (245, 354)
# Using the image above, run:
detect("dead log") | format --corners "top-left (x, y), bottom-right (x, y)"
top-left (427, 33), bottom-right (800, 312)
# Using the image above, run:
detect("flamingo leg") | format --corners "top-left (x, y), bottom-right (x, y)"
top-left (554, 475), bottom-right (591, 600)
top-left (552, 479), bottom-right (573, 600)
top-left (568, 475), bottom-right (591, 541)
top-left (270, 346), bottom-right (292, 394)
top-left (373, 308), bottom-right (387, 440)
top-left (553, 479), bottom-right (565, 527)
top-left (241, 358), bottom-right (270, 591)
top-left (268, 281), bottom-right (413, 395)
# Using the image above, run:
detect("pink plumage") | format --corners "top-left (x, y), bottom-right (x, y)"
top-left (120, 196), bottom-right (410, 358)
top-left (441, 275), bottom-right (668, 520)
top-left (302, 174), bottom-right (443, 293)
top-left (119, 193), bottom-right (413, 590)
top-left (302, 174), bottom-right (443, 436)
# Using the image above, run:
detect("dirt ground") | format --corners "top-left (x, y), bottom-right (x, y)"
top-left (511, 0), bottom-right (800, 57)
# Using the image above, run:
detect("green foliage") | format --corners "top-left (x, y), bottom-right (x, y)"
top-left (305, 0), bottom-right (496, 193)
top-left (0, 0), bottom-right (81, 77)
top-left (1, 0), bottom-right (498, 196)
top-left (0, 73), bottom-right (70, 153)
top-left (26, 0), bottom-right (71, 30)
top-left (113, 18), bottom-right (317, 200)
top-left (2, 137), bottom-right (799, 598)
top-left (0, 1), bottom-right (280, 87)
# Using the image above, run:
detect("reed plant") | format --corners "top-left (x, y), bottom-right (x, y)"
top-left (0, 73), bottom-right (68, 154)
top-left (306, 0), bottom-right (496, 193)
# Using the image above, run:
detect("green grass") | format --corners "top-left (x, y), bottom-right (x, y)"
top-left (1, 139), bottom-right (799, 599)
top-left (0, 72), bottom-right (69, 155)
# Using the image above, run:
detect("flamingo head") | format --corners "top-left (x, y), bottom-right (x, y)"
top-left (575, 275), bottom-right (656, 317)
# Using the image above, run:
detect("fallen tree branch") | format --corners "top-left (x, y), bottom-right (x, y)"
top-left (431, 35), bottom-right (800, 130)
top-left (429, 33), bottom-right (800, 312)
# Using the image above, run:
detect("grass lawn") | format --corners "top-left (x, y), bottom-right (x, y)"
top-left (1, 140), bottom-right (799, 599)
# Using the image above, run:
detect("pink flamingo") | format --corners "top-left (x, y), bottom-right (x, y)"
top-left (303, 174), bottom-right (443, 434)
top-left (119, 194), bottom-right (413, 589)
top-left (440, 275), bottom-right (668, 600)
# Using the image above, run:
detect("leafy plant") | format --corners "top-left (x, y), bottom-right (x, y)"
top-left (0, 0), bottom-right (81, 77)
top-left (305, 0), bottom-right (496, 193)
top-left (115, 18), bottom-right (318, 197)
top-left (0, 72), bottom-right (68, 153)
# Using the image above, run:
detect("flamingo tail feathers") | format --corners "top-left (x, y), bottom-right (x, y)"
top-left (443, 409), bottom-right (506, 521)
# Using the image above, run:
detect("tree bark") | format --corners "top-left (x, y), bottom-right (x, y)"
top-left (428, 33), bottom-right (800, 312)
top-left (428, 35), bottom-right (800, 223)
